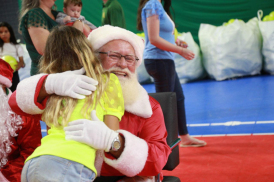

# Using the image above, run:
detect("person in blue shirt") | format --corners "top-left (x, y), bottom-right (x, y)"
top-left (137, 0), bottom-right (207, 147)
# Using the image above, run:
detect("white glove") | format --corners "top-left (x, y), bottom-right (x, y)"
top-left (45, 68), bottom-right (98, 99)
top-left (64, 110), bottom-right (119, 152)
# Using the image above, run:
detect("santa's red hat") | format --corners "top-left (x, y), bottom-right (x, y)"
top-left (0, 58), bottom-right (13, 88)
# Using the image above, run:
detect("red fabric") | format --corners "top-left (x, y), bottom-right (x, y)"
top-left (0, 116), bottom-right (42, 182)
top-left (101, 96), bottom-right (171, 179)
top-left (0, 59), bottom-right (13, 87)
top-left (34, 75), bottom-right (49, 110)
top-left (65, 22), bottom-right (93, 36)
top-left (8, 75), bottom-right (48, 118)
top-left (65, 22), bottom-right (74, 26)
top-left (163, 135), bottom-right (274, 182)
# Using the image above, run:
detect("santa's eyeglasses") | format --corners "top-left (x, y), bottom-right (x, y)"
top-left (97, 51), bottom-right (139, 66)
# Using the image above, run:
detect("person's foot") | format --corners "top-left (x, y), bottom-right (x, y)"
top-left (180, 134), bottom-right (207, 147)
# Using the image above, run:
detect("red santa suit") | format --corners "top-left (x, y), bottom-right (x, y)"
top-left (8, 74), bottom-right (171, 180)
top-left (0, 59), bottom-right (41, 182)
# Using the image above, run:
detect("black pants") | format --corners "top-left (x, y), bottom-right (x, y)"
top-left (145, 59), bottom-right (188, 135)
top-left (10, 71), bottom-right (20, 92)
top-left (94, 176), bottom-right (124, 182)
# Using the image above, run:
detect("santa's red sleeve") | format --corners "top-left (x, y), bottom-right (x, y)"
top-left (103, 98), bottom-right (171, 177)
top-left (8, 74), bottom-right (49, 117)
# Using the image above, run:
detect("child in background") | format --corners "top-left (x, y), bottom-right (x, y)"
top-left (56, 0), bottom-right (97, 37)
top-left (0, 58), bottom-right (41, 182)
top-left (21, 26), bottom-right (124, 182)
top-left (0, 22), bottom-right (25, 92)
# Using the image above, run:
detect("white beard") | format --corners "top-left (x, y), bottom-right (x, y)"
top-left (106, 67), bottom-right (152, 118)
top-left (106, 67), bottom-right (141, 105)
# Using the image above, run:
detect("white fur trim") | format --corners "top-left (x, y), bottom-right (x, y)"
top-left (16, 74), bottom-right (47, 114)
top-left (88, 25), bottom-right (144, 68)
top-left (125, 84), bottom-right (152, 118)
top-left (0, 75), bottom-right (12, 88)
top-left (104, 130), bottom-right (149, 177)
top-left (94, 150), bottom-right (104, 177)
top-left (0, 171), bottom-right (9, 182)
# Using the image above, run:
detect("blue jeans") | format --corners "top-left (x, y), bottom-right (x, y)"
top-left (21, 155), bottom-right (96, 182)
top-left (145, 59), bottom-right (188, 135)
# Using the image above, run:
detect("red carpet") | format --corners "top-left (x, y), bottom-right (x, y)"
top-left (162, 135), bottom-right (274, 182)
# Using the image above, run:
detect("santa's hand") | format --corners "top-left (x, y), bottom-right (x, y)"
top-left (45, 68), bottom-right (98, 99)
top-left (64, 110), bottom-right (119, 152)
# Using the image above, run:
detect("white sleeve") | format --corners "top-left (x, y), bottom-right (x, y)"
top-left (16, 44), bottom-right (24, 57)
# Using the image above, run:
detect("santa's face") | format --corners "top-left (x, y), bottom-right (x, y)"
top-left (98, 40), bottom-right (138, 82)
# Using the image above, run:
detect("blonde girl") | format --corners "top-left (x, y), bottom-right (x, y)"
top-left (21, 26), bottom-right (124, 182)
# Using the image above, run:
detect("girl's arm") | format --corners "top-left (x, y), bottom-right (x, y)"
top-left (28, 27), bottom-right (50, 55)
top-left (104, 115), bottom-right (119, 131)
top-left (104, 115), bottom-right (125, 158)
top-left (147, 14), bottom-right (194, 60)
top-left (16, 56), bottom-right (25, 71)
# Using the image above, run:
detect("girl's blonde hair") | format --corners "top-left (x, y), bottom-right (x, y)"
top-left (39, 26), bottom-right (109, 128)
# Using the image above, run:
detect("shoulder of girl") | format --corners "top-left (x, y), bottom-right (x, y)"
top-left (109, 73), bottom-right (119, 80)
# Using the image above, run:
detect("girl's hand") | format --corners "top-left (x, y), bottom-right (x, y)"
top-left (16, 61), bottom-right (25, 71)
top-left (179, 48), bottom-right (195, 60)
top-left (176, 39), bottom-right (188, 48)
top-left (16, 57), bottom-right (25, 71)
top-left (65, 110), bottom-right (119, 152)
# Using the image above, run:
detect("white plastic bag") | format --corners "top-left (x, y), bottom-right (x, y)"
top-left (136, 34), bottom-right (153, 84)
top-left (198, 18), bottom-right (263, 81)
top-left (175, 32), bottom-right (205, 84)
top-left (258, 10), bottom-right (274, 75)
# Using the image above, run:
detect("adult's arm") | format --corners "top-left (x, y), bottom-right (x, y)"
top-left (147, 15), bottom-right (194, 60)
top-left (16, 44), bottom-right (25, 70)
top-left (104, 99), bottom-right (171, 177)
top-left (28, 27), bottom-right (50, 55)
top-left (16, 57), bottom-right (25, 71)
top-left (8, 74), bottom-right (49, 116)
top-left (9, 69), bottom-right (98, 116)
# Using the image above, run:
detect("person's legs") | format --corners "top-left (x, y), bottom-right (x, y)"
top-left (145, 59), bottom-right (175, 92)
top-left (94, 176), bottom-right (124, 182)
top-left (21, 155), bottom-right (95, 182)
top-left (173, 70), bottom-right (188, 135)
top-left (10, 71), bottom-right (19, 92)
top-left (145, 59), bottom-right (206, 147)
top-left (145, 59), bottom-right (187, 130)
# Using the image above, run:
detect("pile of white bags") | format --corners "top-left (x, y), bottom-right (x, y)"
top-left (199, 18), bottom-right (263, 81)
top-left (258, 10), bottom-right (274, 75)
top-left (175, 32), bottom-right (205, 84)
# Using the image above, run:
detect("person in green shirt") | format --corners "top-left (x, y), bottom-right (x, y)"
top-left (102, 0), bottom-right (126, 28)
top-left (19, 0), bottom-right (85, 76)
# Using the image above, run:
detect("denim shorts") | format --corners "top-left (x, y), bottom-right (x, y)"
top-left (21, 155), bottom-right (96, 182)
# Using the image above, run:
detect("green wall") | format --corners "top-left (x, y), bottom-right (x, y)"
top-left (18, 0), bottom-right (274, 43)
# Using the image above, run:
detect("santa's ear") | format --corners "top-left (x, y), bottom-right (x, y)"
top-left (63, 7), bottom-right (67, 14)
